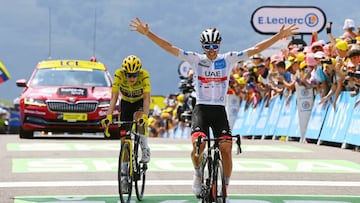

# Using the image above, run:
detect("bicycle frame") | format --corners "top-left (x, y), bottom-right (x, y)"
top-left (195, 134), bottom-right (242, 202)
top-left (115, 120), bottom-right (140, 176)
top-left (105, 120), bottom-right (146, 202)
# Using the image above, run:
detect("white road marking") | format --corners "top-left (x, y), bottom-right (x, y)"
top-left (1, 180), bottom-right (360, 188)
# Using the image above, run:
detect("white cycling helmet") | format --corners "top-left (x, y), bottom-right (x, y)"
top-left (200, 28), bottom-right (222, 44)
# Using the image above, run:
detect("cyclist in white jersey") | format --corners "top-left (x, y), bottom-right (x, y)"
top-left (130, 17), bottom-right (298, 202)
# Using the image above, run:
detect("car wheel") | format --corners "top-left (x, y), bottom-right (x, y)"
top-left (19, 128), bottom-right (34, 139)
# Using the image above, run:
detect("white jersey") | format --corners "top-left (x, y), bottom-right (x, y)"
top-left (178, 50), bottom-right (248, 106)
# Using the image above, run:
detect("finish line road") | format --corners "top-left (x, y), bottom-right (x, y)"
top-left (0, 135), bottom-right (359, 203)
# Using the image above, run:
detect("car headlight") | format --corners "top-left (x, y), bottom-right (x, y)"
top-left (24, 98), bottom-right (46, 106)
top-left (98, 100), bottom-right (110, 107)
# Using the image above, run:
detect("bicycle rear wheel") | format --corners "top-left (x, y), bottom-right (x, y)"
top-left (212, 159), bottom-right (226, 203)
top-left (118, 142), bottom-right (133, 203)
top-left (134, 141), bottom-right (147, 200)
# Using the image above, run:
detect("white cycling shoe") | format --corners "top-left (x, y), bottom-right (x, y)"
top-left (192, 175), bottom-right (201, 196)
top-left (140, 148), bottom-right (151, 163)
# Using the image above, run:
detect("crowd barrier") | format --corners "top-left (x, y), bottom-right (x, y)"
top-left (231, 91), bottom-right (360, 149)
top-left (159, 91), bottom-right (360, 150)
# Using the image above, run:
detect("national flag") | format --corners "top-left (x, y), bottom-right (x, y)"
top-left (0, 60), bottom-right (10, 84)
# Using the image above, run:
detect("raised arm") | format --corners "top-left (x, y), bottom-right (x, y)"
top-left (130, 17), bottom-right (180, 57)
top-left (247, 24), bottom-right (298, 57)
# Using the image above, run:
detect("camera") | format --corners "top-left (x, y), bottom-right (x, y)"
top-left (347, 71), bottom-right (360, 79)
top-left (180, 110), bottom-right (192, 127)
top-left (178, 76), bottom-right (194, 94)
top-left (321, 58), bottom-right (333, 65)
top-left (178, 76), bottom-right (196, 127)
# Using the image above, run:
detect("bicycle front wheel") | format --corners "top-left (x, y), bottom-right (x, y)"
top-left (200, 154), bottom-right (211, 202)
top-left (118, 142), bottom-right (133, 203)
top-left (212, 159), bottom-right (226, 203)
top-left (134, 139), bottom-right (147, 200)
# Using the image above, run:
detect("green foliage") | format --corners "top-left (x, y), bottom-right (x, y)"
top-left (0, 98), bottom-right (12, 107)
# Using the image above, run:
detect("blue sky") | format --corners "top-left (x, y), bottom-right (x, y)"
top-left (0, 0), bottom-right (359, 103)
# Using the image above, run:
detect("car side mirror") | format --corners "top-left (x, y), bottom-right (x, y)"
top-left (16, 79), bottom-right (27, 87)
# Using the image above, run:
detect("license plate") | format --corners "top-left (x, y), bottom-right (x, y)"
top-left (63, 113), bottom-right (88, 121)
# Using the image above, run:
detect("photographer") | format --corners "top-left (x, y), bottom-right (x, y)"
top-left (177, 69), bottom-right (196, 127)
top-left (329, 47), bottom-right (360, 109)
top-left (345, 48), bottom-right (360, 106)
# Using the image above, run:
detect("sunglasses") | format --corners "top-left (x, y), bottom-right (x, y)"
top-left (312, 46), bottom-right (322, 50)
top-left (125, 72), bottom-right (139, 78)
top-left (202, 44), bottom-right (220, 51)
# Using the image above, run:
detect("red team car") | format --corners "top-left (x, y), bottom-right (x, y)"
top-left (16, 59), bottom-right (119, 139)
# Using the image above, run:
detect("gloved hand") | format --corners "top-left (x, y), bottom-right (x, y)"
top-left (137, 113), bottom-right (148, 126)
top-left (101, 114), bottom-right (112, 138)
top-left (101, 114), bottom-right (112, 127)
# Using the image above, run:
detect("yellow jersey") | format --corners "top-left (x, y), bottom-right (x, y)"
top-left (112, 69), bottom-right (151, 103)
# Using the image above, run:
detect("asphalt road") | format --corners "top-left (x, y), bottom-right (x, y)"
top-left (0, 134), bottom-right (360, 203)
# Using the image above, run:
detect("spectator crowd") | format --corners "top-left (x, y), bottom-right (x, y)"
top-left (147, 19), bottom-right (360, 138)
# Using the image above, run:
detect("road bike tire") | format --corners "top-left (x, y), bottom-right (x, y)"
top-left (200, 154), bottom-right (211, 203)
top-left (118, 142), bottom-right (133, 203)
top-left (134, 139), bottom-right (147, 200)
top-left (212, 159), bottom-right (226, 203)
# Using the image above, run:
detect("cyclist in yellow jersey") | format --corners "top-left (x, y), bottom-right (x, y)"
top-left (103, 55), bottom-right (151, 163)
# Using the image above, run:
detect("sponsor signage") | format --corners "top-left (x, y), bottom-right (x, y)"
top-left (251, 6), bottom-right (327, 34)
top-left (58, 87), bottom-right (87, 96)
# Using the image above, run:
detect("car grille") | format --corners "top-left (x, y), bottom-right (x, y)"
top-left (47, 101), bottom-right (98, 113)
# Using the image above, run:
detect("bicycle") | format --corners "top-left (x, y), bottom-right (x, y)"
top-left (195, 134), bottom-right (242, 203)
top-left (104, 119), bottom-right (147, 203)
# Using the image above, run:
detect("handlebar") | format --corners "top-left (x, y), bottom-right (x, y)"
top-left (102, 119), bottom-right (140, 138)
top-left (194, 135), bottom-right (242, 157)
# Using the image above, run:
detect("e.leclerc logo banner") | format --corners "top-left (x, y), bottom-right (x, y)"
top-left (251, 6), bottom-right (327, 35)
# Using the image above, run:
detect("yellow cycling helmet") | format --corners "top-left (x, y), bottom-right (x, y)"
top-left (177, 94), bottom-right (185, 102)
top-left (122, 55), bottom-right (142, 73)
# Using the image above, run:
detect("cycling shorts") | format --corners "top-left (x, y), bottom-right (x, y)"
top-left (191, 104), bottom-right (231, 138)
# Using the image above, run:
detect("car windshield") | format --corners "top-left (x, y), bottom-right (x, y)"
top-left (30, 68), bottom-right (111, 87)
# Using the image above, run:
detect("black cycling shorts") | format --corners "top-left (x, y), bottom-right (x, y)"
top-left (120, 99), bottom-right (143, 132)
top-left (191, 104), bottom-right (231, 138)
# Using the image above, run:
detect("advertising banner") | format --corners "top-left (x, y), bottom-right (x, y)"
top-left (252, 99), bottom-right (270, 136)
top-left (287, 103), bottom-right (301, 138)
top-left (263, 95), bottom-right (282, 136)
top-left (274, 94), bottom-right (297, 136)
top-left (345, 94), bottom-right (360, 146)
top-left (305, 94), bottom-right (329, 140)
top-left (229, 91), bottom-right (359, 147)
top-left (295, 84), bottom-right (314, 142)
top-left (244, 99), bottom-right (264, 136)
top-left (232, 101), bottom-right (249, 136)
top-left (319, 92), bottom-right (355, 143)
top-left (251, 6), bottom-right (327, 35)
